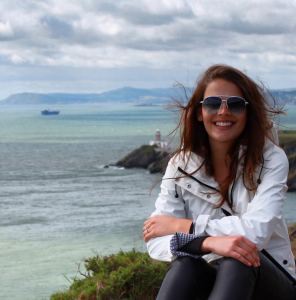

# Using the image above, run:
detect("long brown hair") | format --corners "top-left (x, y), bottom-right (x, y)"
top-left (173, 64), bottom-right (284, 209)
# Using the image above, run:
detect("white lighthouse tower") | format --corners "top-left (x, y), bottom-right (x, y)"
top-left (149, 129), bottom-right (171, 152)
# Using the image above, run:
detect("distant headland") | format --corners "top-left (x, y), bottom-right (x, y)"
top-left (1, 87), bottom-right (296, 105)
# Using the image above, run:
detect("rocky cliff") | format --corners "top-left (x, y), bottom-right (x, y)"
top-left (116, 145), bottom-right (172, 174)
top-left (116, 130), bottom-right (296, 192)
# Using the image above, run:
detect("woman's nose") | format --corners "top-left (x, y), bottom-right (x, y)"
top-left (217, 101), bottom-right (231, 115)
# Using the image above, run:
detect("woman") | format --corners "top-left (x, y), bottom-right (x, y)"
top-left (143, 65), bottom-right (296, 300)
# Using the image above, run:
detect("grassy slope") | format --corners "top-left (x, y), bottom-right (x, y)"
top-left (50, 224), bottom-right (296, 300)
top-left (289, 224), bottom-right (296, 257)
top-left (279, 130), bottom-right (296, 148)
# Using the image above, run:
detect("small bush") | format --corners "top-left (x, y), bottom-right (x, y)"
top-left (50, 249), bottom-right (171, 300)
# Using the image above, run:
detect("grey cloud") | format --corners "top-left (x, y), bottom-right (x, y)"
top-left (0, 0), bottom-right (296, 98)
top-left (222, 15), bottom-right (291, 35)
top-left (41, 16), bottom-right (74, 38)
top-left (110, 21), bottom-right (223, 52)
top-left (88, 0), bottom-right (195, 26)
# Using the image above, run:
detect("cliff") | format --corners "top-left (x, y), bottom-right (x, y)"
top-left (115, 145), bottom-right (173, 174)
top-left (116, 130), bottom-right (296, 191)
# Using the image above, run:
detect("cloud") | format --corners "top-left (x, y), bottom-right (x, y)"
top-left (0, 21), bottom-right (14, 39)
top-left (10, 54), bottom-right (24, 64)
top-left (0, 0), bottom-right (296, 99)
top-left (88, 0), bottom-right (195, 26)
top-left (41, 16), bottom-right (74, 39)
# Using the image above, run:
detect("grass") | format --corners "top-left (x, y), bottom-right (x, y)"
top-left (51, 224), bottom-right (296, 300)
top-left (140, 144), bottom-right (157, 155)
top-left (288, 223), bottom-right (296, 258)
top-left (279, 130), bottom-right (296, 147)
top-left (50, 248), bottom-right (171, 300)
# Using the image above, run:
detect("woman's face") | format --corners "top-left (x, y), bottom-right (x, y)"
top-left (198, 78), bottom-right (247, 151)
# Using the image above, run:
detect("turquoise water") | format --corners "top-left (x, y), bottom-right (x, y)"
top-left (0, 104), bottom-right (295, 300)
top-left (278, 105), bottom-right (296, 130)
top-left (0, 104), bottom-right (175, 300)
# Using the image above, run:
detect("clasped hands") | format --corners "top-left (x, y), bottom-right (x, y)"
top-left (143, 215), bottom-right (260, 268)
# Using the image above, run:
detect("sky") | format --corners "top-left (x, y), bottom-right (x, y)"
top-left (0, 0), bottom-right (296, 100)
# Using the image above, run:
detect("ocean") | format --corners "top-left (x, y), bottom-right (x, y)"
top-left (1, 104), bottom-right (296, 300)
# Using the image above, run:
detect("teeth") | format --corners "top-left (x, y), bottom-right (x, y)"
top-left (215, 122), bottom-right (232, 126)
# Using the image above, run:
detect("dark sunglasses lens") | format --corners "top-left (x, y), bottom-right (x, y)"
top-left (227, 97), bottom-right (246, 114)
top-left (203, 97), bottom-right (221, 113)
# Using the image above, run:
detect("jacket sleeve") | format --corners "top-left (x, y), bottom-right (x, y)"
top-left (193, 144), bottom-right (289, 250)
top-left (147, 158), bottom-right (187, 262)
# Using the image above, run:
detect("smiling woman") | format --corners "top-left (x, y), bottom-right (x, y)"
top-left (143, 65), bottom-right (296, 300)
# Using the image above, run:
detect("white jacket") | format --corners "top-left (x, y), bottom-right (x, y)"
top-left (147, 141), bottom-right (296, 279)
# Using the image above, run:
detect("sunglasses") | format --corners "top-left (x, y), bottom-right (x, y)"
top-left (200, 96), bottom-right (248, 114)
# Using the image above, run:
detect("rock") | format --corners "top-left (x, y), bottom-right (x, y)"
top-left (116, 145), bottom-right (172, 173)
top-left (115, 131), bottom-right (296, 193)
top-left (148, 156), bottom-right (171, 174)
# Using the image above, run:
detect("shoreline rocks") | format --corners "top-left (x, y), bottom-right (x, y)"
top-left (115, 145), bottom-right (173, 174)
top-left (115, 138), bottom-right (296, 191)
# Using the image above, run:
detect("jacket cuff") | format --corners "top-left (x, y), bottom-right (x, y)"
top-left (170, 232), bottom-right (208, 259)
top-left (179, 236), bottom-right (210, 255)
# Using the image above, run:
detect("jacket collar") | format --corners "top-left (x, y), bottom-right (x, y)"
top-left (174, 152), bottom-right (233, 214)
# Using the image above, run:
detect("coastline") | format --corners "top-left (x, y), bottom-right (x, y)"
top-left (116, 130), bottom-right (296, 192)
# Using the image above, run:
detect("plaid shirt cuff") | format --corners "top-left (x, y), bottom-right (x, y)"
top-left (170, 232), bottom-right (205, 259)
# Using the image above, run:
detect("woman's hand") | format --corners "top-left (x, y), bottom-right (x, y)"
top-left (201, 236), bottom-right (260, 267)
top-left (143, 216), bottom-right (192, 243)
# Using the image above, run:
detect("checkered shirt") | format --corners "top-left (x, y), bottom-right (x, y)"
top-left (170, 232), bottom-right (204, 259)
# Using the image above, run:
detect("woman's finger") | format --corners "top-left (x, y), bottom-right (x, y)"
top-left (230, 251), bottom-right (255, 267)
top-left (233, 246), bottom-right (259, 267)
top-left (240, 237), bottom-right (259, 257)
top-left (237, 238), bottom-right (260, 266)
top-left (230, 238), bottom-right (259, 267)
top-left (144, 230), bottom-right (153, 242)
top-left (143, 219), bottom-right (150, 227)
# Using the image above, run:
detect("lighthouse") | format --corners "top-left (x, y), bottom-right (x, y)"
top-left (149, 129), bottom-right (172, 152)
top-left (155, 129), bottom-right (161, 142)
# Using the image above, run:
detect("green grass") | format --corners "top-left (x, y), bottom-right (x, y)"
top-left (140, 144), bottom-right (157, 154)
top-left (279, 130), bottom-right (296, 147)
top-left (50, 248), bottom-right (171, 300)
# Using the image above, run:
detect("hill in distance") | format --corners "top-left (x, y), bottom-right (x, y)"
top-left (0, 87), bottom-right (190, 105)
top-left (1, 86), bottom-right (296, 105)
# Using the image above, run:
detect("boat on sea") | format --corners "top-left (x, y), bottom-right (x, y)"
top-left (41, 109), bottom-right (60, 115)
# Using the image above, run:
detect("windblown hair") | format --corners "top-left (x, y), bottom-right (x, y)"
top-left (173, 64), bottom-right (284, 209)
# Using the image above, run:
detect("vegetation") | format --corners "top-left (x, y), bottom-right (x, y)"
top-left (288, 223), bottom-right (296, 257)
top-left (50, 248), bottom-right (171, 300)
top-left (278, 130), bottom-right (296, 148)
top-left (140, 144), bottom-right (157, 155)
top-left (51, 224), bottom-right (296, 300)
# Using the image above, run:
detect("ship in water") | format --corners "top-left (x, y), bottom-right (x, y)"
top-left (41, 109), bottom-right (60, 115)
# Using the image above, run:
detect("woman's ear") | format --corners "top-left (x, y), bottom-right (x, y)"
top-left (197, 108), bottom-right (203, 122)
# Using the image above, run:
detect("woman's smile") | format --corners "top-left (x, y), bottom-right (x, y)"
top-left (214, 121), bottom-right (234, 127)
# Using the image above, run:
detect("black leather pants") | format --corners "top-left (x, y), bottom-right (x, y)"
top-left (156, 253), bottom-right (296, 300)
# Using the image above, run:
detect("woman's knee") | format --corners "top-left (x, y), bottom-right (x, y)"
top-left (157, 257), bottom-right (216, 300)
top-left (219, 257), bottom-right (258, 280)
top-left (171, 256), bottom-right (211, 279)
top-left (208, 258), bottom-right (259, 300)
